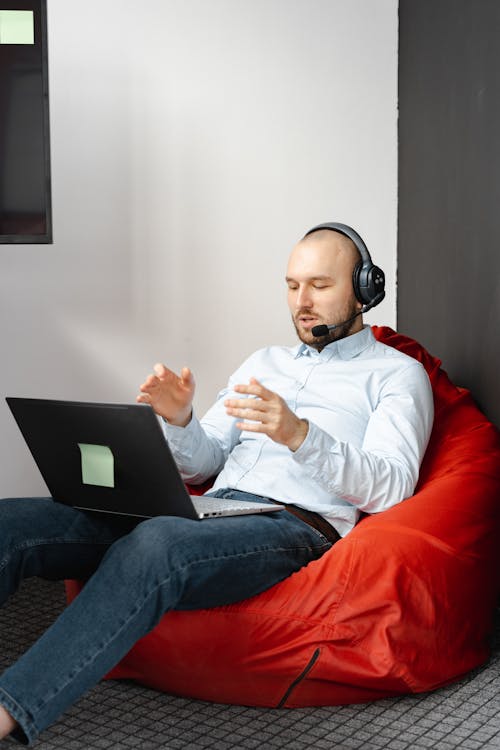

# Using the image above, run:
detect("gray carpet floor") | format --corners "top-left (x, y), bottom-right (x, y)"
top-left (1, 578), bottom-right (500, 749)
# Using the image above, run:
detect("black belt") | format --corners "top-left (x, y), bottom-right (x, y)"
top-left (284, 504), bottom-right (341, 545)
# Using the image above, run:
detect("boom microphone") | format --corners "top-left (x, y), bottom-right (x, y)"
top-left (311, 292), bottom-right (385, 337)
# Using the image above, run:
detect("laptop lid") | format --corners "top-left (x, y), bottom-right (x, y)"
top-left (6, 397), bottom-right (202, 520)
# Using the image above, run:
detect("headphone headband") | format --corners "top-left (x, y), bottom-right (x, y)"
top-left (303, 221), bottom-right (385, 310)
top-left (304, 221), bottom-right (371, 263)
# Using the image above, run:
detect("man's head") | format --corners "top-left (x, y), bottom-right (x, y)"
top-left (286, 228), bottom-right (363, 351)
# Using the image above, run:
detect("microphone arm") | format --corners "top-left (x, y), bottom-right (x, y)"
top-left (311, 311), bottom-right (363, 338)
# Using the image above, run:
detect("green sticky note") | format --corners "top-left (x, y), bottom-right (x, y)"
top-left (78, 444), bottom-right (115, 488)
top-left (0, 11), bottom-right (34, 45)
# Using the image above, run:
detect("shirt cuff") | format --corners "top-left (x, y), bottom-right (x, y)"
top-left (291, 419), bottom-right (339, 463)
top-left (162, 413), bottom-right (199, 445)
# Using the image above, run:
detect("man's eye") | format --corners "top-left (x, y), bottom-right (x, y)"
top-left (313, 284), bottom-right (329, 289)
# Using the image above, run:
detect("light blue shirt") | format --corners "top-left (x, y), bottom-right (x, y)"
top-left (162, 326), bottom-right (434, 537)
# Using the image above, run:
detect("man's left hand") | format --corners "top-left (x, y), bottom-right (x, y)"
top-left (224, 378), bottom-right (308, 452)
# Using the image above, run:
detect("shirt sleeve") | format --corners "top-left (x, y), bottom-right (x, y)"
top-left (291, 360), bottom-right (434, 513)
top-left (161, 366), bottom-right (249, 484)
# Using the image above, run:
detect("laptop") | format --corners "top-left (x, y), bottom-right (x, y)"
top-left (6, 397), bottom-right (284, 520)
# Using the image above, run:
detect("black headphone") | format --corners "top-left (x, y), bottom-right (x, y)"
top-left (303, 222), bottom-right (385, 312)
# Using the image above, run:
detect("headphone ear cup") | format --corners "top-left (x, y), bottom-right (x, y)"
top-left (352, 260), bottom-right (363, 304)
top-left (362, 265), bottom-right (385, 306)
top-left (354, 263), bottom-right (386, 307)
top-left (366, 265), bottom-right (385, 304)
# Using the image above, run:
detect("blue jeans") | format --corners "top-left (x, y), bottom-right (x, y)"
top-left (0, 491), bottom-right (333, 745)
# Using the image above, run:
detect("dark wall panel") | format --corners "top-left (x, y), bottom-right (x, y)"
top-left (398, 0), bottom-right (500, 425)
top-left (0, 0), bottom-right (51, 243)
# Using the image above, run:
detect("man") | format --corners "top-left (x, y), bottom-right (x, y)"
top-left (0, 224), bottom-right (433, 744)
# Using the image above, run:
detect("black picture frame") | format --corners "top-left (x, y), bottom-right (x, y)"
top-left (0, 0), bottom-right (52, 243)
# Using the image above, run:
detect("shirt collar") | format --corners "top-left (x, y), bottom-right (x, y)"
top-left (293, 325), bottom-right (374, 361)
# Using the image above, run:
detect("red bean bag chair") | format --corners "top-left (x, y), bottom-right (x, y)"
top-left (66, 326), bottom-right (500, 706)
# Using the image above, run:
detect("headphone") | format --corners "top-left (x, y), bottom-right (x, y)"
top-left (303, 222), bottom-right (385, 312)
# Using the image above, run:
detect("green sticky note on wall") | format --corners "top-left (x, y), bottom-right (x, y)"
top-left (0, 11), bottom-right (34, 45)
top-left (78, 444), bottom-right (115, 488)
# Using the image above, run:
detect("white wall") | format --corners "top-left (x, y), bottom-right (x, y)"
top-left (0, 0), bottom-right (398, 496)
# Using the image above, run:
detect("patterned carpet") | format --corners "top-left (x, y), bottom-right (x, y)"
top-left (1, 578), bottom-right (500, 749)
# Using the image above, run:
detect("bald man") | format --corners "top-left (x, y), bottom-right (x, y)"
top-left (0, 224), bottom-right (433, 744)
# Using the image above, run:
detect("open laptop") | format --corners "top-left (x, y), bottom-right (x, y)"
top-left (6, 397), bottom-right (284, 520)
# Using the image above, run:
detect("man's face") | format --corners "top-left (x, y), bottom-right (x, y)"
top-left (286, 233), bottom-right (363, 350)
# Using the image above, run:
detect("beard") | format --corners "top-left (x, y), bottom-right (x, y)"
top-left (292, 299), bottom-right (362, 350)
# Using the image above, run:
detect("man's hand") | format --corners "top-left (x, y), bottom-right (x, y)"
top-left (137, 364), bottom-right (195, 426)
top-left (224, 378), bottom-right (308, 451)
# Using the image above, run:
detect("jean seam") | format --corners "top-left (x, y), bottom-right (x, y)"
top-left (303, 525), bottom-right (333, 546)
top-left (284, 515), bottom-right (334, 549)
top-left (30, 542), bottom-right (323, 715)
top-left (0, 539), bottom-right (117, 573)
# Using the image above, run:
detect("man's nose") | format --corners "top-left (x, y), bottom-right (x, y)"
top-left (296, 285), bottom-right (313, 308)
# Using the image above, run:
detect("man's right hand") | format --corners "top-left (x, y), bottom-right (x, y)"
top-left (137, 364), bottom-right (195, 426)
